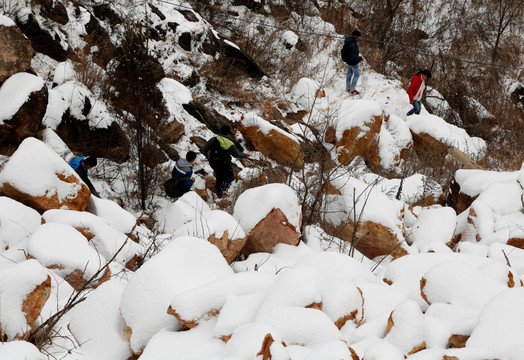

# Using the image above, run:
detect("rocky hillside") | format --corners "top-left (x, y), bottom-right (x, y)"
top-left (1, 0), bottom-right (524, 359)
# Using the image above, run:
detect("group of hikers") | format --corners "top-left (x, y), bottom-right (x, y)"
top-left (166, 124), bottom-right (250, 199)
top-left (70, 124), bottom-right (250, 201)
top-left (342, 29), bottom-right (432, 116)
top-left (72, 29), bottom-right (430, 201)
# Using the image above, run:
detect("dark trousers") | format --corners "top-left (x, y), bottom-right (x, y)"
top-left (214, 165), bottom-right (234, 196)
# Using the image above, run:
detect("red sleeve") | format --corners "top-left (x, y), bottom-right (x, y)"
top-left (407, 75), bottom-right (421, 102)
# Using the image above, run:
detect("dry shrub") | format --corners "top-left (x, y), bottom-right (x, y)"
top-left (198, 55), bottom-right (259, 104)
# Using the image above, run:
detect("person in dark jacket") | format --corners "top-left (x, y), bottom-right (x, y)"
top-left (202, 125), bottom-right (250, 198)
top-left (342, 29), bottom-right (365, 95)
top-left (407, 69), bottom-right (432, 116)
top-left (68, 156), bottom-right (99, 197)
top-left (171, 151), bottom-right (197, 196)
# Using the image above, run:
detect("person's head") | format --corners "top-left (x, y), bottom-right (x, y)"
top-left (351, 29), bottom-right (361, 38)
top-left (219, 125), bottom-right (231, 136)
top-left (83, 156), bottom-right (97, 169)
top-left (419, 69), bottom-right (432, 81)
top-left (185, 151), bottom-right (197, 163)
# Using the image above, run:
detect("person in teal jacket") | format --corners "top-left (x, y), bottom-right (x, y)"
top-left (202, 125), bottom-right (250, 198)
top-left (68, 156), bottom-right (99, 196)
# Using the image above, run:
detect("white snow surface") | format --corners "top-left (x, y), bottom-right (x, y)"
top-left (0, 73), bottom-right (44, 123)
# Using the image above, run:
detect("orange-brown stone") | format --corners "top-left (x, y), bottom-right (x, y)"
top-left (239, 123), bottom-right (304, 169)
top-left (0, 174), bottom-right (91, 214)
top-left (332, 219), bottom-right (407, 260)
top-left (331, 115), bottom-right (383, 170)
top-left (208, 230), bottom-right (247, 264)
top-left (241, 208), bottom-right (300, 256)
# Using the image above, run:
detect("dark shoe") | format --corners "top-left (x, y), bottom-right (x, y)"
top-left (351, 90), bottom-right (359, 95)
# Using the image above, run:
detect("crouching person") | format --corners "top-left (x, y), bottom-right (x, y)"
top-left (165, 151), bottom-right (196, 198)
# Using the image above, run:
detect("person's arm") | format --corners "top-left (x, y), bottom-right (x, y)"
top-left (349, 43), bottom-right (363, 65)
top-left (202, 138), bottom-right (215, 158)
top-left (228, 144), bottom-right (250, 159)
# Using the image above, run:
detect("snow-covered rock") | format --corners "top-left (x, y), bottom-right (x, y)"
top-left (234, 183), bottom-right (301, 255)
top-left (0, 137), bottom-right (91, 213)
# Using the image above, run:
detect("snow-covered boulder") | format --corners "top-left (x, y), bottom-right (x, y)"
top-left (239, 112), bottom-right (304, 168)
top-left (86, 195), bottom-right (136, 234)
top-left (0, 137), bottom-right (91, 213)
top-left (0, 73), bottom-right (47, 147)
top-left (0, 260), bottom-right (51, 340)
top-left (173, 209), bottom-right (246, 263)
top-left (0, 340), bottom-right (46, 360)
top-left (326, 99), bottom-right (383, 169)
top-left (452, 170), bottom-right (524, 249)
top-left (156, 191), bottom-right (212, 234)
top-left (467, 288), bottom-right (524, 355)
top-left (42, 209), bottom-right (144, 269)
top-left (28, 223), bottom-right (110, 291)
top-left (324, 176), bottom-right (408, 259)
top-left (69, 280), bottom-right (132, 360)
top-left (0, 197), bottom-right (41, 251)
top-left (383, 253), bottom-right (491, 310)
top-left (233, 183), bottom-right (301, 256)
top-left (120, 236), bottom-right (233, 355)
top-left (385, 300), bottom-right (426, 356)
top-left (168, 271), bottom-right (274, 328)
top-left (407, 113), bottom-right (486, 165)
top-left (407, 206), bottom-right (456, 252)
top-left (420, 261), bottom-right (508, 310)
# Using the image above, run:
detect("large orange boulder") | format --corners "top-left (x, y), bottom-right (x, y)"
top-left (323, 177), bottom-right (407, 259)
top-left (240, 113), bottom-right (304, 168)
top-left (0, 138), bottom-right (91, 213)
top-left (0, 22), bottom-right (35, 83)
top-left (234, 183), bottom-right (302, 256)
top-left (325, 100), bottom-right (383, 169)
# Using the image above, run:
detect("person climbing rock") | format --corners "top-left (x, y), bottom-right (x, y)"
top-left (202, 125), bottom-right (250, 198)
top-left (407, 69), bottom-right (432, 116)
top-left (68, 156), bottom-right (100, 197)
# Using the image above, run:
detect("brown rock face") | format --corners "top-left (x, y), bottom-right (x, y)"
top-left (0, 86), bottom-right (48, 155)
top-left (256, 333), bottom-right (275, 360)
top-left (239, 122), bottom-right (304, 169)
top-left (55, 117), bottom-right (130, 164)
top-left (16, 12), bottom-right (67, 61)
top-left (20, 275), bottom-right (51, 339)
top-left (0, 25), bottom-right (35, 83)
top-left (208, 230), bottom-right (247, 264)
top-left (242, 208), bottom-right (300, 256)
top-left (448, 334), bottom-right (470, 348)
top-left (410, 131), bottom-right (449, 168)
top-left (333, 219), bottom-right (407, 260)
top-left (0, 174), bottom-right (91, 214)
top-left (448, 179), bottom-right (477, 215)
top-left (63, 265), bottom-right (111, 292)
top-left (329, 115), bottom-right (383, 170)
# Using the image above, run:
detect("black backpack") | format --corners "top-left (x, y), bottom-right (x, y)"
top-left (209, 138), bottom-right (231, 168)
top-left (164, 177), bottom-right (190, 198)
top-left (341, 42), bottom-right (351, 64)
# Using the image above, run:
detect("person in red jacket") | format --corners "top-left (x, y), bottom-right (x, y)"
top-left (407, 69), bottom-right (432, 116)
